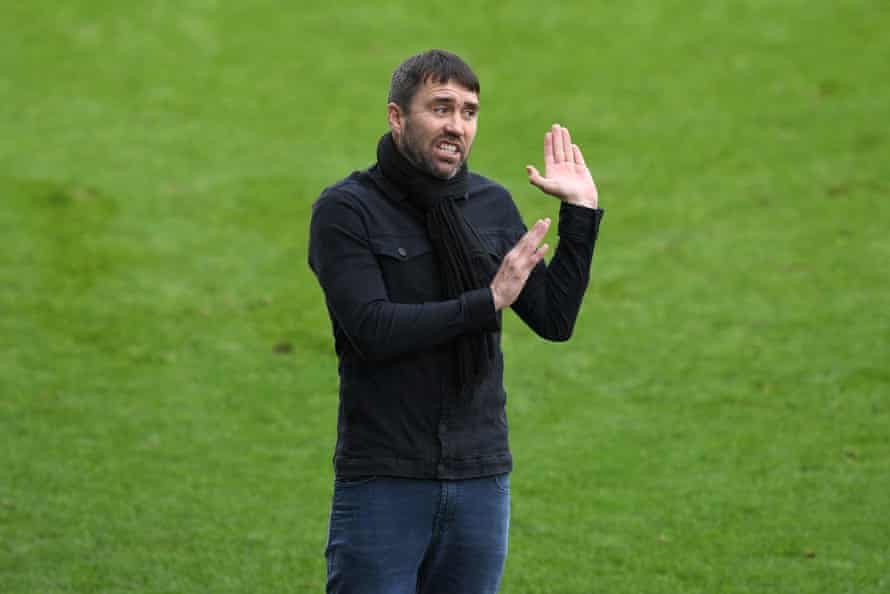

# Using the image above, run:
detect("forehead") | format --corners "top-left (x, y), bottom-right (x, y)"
top-left (413, 78), bottom-right (479, 105)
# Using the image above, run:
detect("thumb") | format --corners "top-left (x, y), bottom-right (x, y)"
top-left (526, 165), bottom-right (560, 196)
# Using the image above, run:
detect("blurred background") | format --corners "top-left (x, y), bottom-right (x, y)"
top-left (2, 1), bottom-right (888, 592)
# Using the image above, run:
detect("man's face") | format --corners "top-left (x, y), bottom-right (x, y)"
top-left (389, 79), bottom-right (479, 179)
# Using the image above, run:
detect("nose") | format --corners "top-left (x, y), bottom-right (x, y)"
top-left (443, 112), bottom-right (464, 138)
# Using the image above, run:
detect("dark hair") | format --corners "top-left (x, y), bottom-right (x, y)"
top-left (387, 49), bottom-right (480, 110)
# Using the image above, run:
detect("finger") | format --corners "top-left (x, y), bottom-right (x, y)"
top-left (532, 243), bottom-right (550, 264)
top-left (526, 164), bottom-right (546, 186)
top-left (572, 144), bottom-right (586, 167)
top-left (551, 123), bottom-right (565, 163)
top-left (527, 165), bottom-right (560, 196)
top-left (561, 126), bottom-right (573, 163)
top-left (524, 218), bottom-right (551, 255)
top-left (543, 132), bottom-right (554, 168)
top-left (515, 218), bottom-right (549, 258)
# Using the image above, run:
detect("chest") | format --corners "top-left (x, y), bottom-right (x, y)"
top-left (364, 204), bottom-right (515, 303)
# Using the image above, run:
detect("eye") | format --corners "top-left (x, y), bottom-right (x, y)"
top-left (433, 105), bottom-right (449, 115)
top-left (463, 109), bottom-right (478, 119)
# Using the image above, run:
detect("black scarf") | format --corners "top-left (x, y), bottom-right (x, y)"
top-left (376, 132), bottom-right (497, 395)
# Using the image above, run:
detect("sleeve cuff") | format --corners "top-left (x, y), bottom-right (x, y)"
top-left (461, 288), bottom-right (501, 333)
top-left (558, 203), bottom-right (605, 242)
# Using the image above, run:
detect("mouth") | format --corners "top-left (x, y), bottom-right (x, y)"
top-left (433, 139), bottom-right (462, 161)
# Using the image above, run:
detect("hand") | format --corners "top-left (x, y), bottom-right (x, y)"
top-left (490, 218), bottom-right (551, 311)
top-left (526, 124), bottom-right (598, 209)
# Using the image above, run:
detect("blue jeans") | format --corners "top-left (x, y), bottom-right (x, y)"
top-left (325, 474), bottom-right (511, 594)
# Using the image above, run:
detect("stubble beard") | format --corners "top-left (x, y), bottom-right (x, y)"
top-left (397, 120), bottom-right (464, 180)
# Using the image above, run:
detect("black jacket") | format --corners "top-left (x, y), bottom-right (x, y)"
top-left (308, 165), bottom-right (604, 479)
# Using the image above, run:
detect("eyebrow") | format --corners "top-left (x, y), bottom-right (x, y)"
top-left (429, 95), bottom-right (480, 111)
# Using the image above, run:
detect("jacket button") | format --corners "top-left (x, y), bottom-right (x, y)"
top-left (397, 247), bottom-right (407, 258)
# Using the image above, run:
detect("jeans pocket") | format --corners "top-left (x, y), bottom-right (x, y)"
top-left (493, 472), bottom-right (510, 494)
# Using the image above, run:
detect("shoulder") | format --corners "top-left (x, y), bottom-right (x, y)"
top-left (310, 172), bottom-right (376, 245)
top-left (468, 172), bottom-right (511, 199)
top-left (312, 168), bottom-right (396, 229)
top-left (466, 172), bottom-right (523, 230)
top-left (313, 169), bottom-right (378, 213)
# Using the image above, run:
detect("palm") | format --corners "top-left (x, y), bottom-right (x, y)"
top-left (527, 124), bottom-right (598, 208)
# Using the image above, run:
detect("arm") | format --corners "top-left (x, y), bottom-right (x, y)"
top-left (308, 192), bottom-right (498, 361)
top-left (510, 203), bottom-right (604, 341)
top-left (490, 124), bottom-right (604, 340)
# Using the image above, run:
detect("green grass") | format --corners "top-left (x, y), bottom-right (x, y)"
top-left (2, 1), bottom-right (888, 592)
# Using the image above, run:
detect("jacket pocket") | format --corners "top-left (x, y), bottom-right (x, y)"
top-left (369, 234), bottom-right (440, 302)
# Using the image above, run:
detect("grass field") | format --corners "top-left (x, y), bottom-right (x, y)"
top-left (2, 1), bottom-right (889, 592)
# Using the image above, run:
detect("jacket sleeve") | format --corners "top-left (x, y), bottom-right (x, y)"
top-left (308, 191), bottom-right (499, 361)
top-left (511, 202), bottom-right (605, 341)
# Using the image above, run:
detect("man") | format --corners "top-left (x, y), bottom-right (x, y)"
top-left (308, 49), bottom-right (604, 594)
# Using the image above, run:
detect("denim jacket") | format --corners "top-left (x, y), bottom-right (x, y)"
top-left (308, 165), bottom-right (604, 479)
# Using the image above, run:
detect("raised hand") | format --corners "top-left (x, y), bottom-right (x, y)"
top-left (526, 124), bottom-right (598, 209)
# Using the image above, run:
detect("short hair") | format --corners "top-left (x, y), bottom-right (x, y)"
top-left (387, 49), bottom-right (481, 110)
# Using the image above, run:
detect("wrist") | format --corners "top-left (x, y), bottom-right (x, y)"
top-left (563, 194), bottom-right (598, 210)
top-left (490, 286), bottom-right (505, 312)
top-left (563, 198), bottom-right (598, 210)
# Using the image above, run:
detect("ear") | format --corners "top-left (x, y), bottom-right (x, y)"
top-left (387, 102), bottom-right (404, 136)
